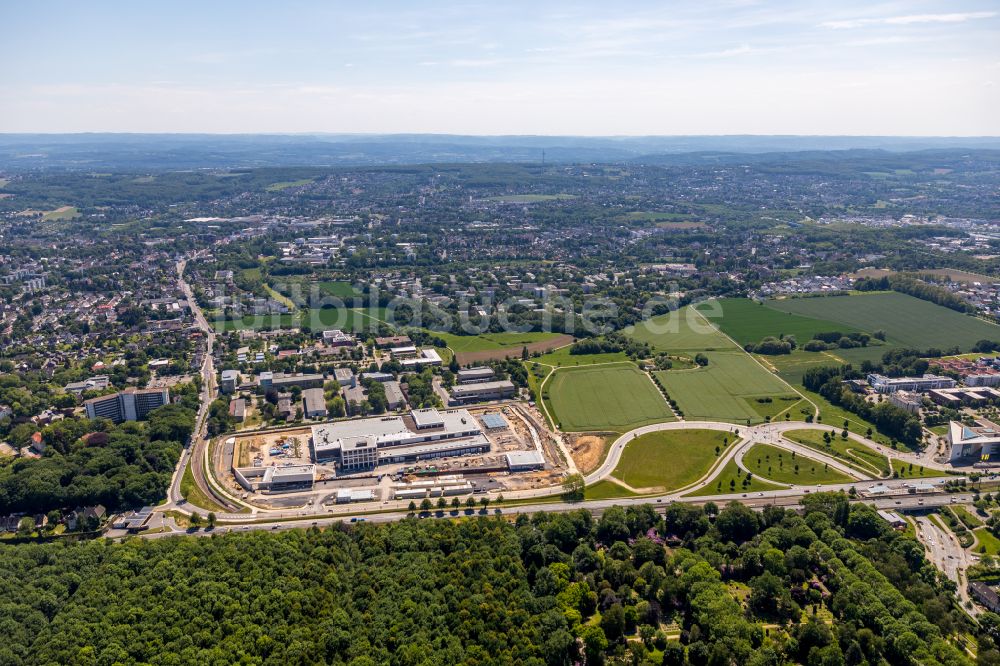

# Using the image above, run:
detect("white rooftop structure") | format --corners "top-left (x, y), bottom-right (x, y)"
top-left (311, 409), bottom-right (481, 461)
top-left (505, 450), bottom-right (545, 471)
top-left (412, 408), bottom-right (445, 429)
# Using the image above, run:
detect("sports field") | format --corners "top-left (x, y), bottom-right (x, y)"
top-left (318, 281), bottom-right (360, 298)
top-left (655, 351), bottom-right (798, 423)
top-left (702, 298), bottom-right (862, 346)
top-left (765, 292), bottom-right (1000, 351)
top-left (627, 305), bottom-right (737, 352)
top-left (610, 428), bottom-right (732, 491)
top-left (546, 364), bottom-right (675, 432)
top-left (742, 443), bottom-right (854, 485)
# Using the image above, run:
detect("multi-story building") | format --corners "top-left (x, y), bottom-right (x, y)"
top-left (84, 388), bottom-right (170, 423)
top-left (220, 369), bottom-right (240, 393)
top-left (449, 380), bottom-right (517, 404)
top-left (866, 373), bottom-right (956, 394)
top-left (311, 408), bottom-right (488, 472)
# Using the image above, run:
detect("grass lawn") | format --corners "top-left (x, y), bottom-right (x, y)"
top-left (627, 304), bottom-right (738, 352)
top-left (546, 363), bottom-right (675, 432)
top-left (703, 297), bottom-right (862, 347)
top-left (435, 330), bottom-right (564, 353)
top-left (782, 429), bottom-right (889, 477)
top-left (215, 306), bottom-right (386, 333)
top-left (766, 292), bottom-right (1000, 352)
top-left (240, 267), bottom-right (262, 282)
top-left (952, 504), bottom-right (984, 529)
top-left (265, 178), bottom-right (315, 191)
top-left (655, 351), bottom-right (796, 424)
top-left (686, 459), bottom-right (785, 497)
top-left (264, 284), bottom-right (297, 311)
top-left (180, 463), bottom-right (229, 513)
top-left (891, 458), bottom-right (947, 479)
top-left (742, 443), bottom-right (855, 485)
top-left (750, 396), bottom-right (805, 421)
top-left (974, 528), bottom-right (1000, 556)
top-left (41, 205), bottom-right (80, 221)
top-left (584, 479), bottom-right (637, 500)
top-left (534, 346), bottom-right (628, 367)
top-left (611, 429), bottom-right (734, 491)
top-left (318, 280), bottom-right (360, 299)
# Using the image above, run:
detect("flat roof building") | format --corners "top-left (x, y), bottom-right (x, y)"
top-left (457, 367), bottom-right (495, 384)
top-left (479, 412), bottom-right (509, 431)
top-left (334, 367), bottom-right (356, 387)
top-left (400, 348), bottom-right (443, 369)
top-left (383, 380), bottom-right (406, 410)
top-left (220, 369), bottom-right (240, 393)
top-left (450, 380), bottom-right (516, 404)
top-left (311, 408), bottom-right (485, 471)
top-left (867, 373), bottom-right (956, 394)
top-left (84, 388), bottom-right (170, 423)
top-left (505, 450), bottom-right (545, 471)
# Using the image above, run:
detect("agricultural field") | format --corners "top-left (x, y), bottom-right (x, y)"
top-left (703, 298), bottom-right (863, 347)
top-left (436, 330), bottom-right (566, 353)
top-left (655, 351), bottom-right (798, 424)
top-left (546, 363), bottom-right (675, 432)
top-left (687, 459), bottom-right (785, 497)
top-left (766, 292), bottom-right (1000, 351)
top-left (782, 429), bottom-right (889, 477)
top-left (533, 346), bottom-right (628, 367)
top-left (627, 305), bottom-right (736, 351)
top-left (742, 443), bottom-right (854, 485)
top-left (610, 428), bottom-right (733, 492)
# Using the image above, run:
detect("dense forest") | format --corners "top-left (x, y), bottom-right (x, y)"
top-left (0, 495), bottom-right (990, 665)
top-left (0, 402), bottom-right (195, 515)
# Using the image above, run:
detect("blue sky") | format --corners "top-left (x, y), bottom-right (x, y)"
top-left (1, 1), bottom-right (998, 134)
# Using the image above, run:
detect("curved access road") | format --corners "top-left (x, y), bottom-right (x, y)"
top-left (588, 419), bottom-right (953, 490)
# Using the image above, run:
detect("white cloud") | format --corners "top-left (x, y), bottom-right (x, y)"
top-left (823, 11), bottom-right (997, 29)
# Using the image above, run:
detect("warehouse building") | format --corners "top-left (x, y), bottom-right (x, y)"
top-left (229, 398), bottom-right (246, 422)
top-left (311, 409), bottom-right (486, 472)
top-left (450, 380), bottom-right (516, 404)
top-left (302, 388), bottom-right (327, 419)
